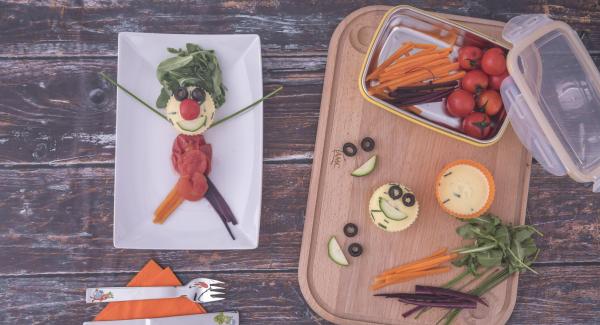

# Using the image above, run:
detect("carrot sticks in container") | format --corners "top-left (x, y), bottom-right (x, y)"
top-left (366, 43), bottom-right (464, 106)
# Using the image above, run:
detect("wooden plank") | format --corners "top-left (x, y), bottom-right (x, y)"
top-left (1, 1), bottom-right (600, 58)
top-left (0, 163), bottom-right (599, 276)
top-left (526, 164), bottom-right (600, 264)
top-left (0, 164), bottom-right (311, 275)
top-left (0, 266), bottom-right (598, 325)
top-left (0, 58), bottom-right (323, 165)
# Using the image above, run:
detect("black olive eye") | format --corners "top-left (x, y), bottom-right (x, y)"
top-left (343, 223), bottom-right (358, 237)
top-left (348, 243), bottom-right (363, 257)
top-left (342, 143), bottom-right (357, 157)
top-left (361, 137), bottom-right (375, 152)
top-left (388, 185), bottom-right (403, 200)
top-left (402, 193), bottom-right (416, 207)
top-left (174, 87), bottom-right (188, 101)
top-left (191, 88), bottom-right (205, 102)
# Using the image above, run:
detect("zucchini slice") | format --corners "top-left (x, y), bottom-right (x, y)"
top-left (328, 236), bottom-right (349, 266)
top-left (351, 155), bottom-right (377, 177)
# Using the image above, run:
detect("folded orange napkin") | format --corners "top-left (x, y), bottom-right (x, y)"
top-left (94, 260), bottom-right (206, 321)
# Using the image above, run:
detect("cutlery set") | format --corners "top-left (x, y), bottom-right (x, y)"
top-left (86, 278), bottom-right (226, 304)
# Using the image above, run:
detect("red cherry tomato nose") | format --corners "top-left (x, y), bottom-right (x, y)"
top-left (179, 99), bottom-right (201, 120)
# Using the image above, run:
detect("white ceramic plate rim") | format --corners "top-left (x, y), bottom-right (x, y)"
top-left (113, 32), bottom-right (262, 250)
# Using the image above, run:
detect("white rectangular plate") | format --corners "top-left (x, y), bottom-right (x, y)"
top-left (114, 32), bottom-right (262, 249)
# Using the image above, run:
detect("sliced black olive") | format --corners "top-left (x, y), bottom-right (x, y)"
top-left (388, 185), bottom-right (403, 200)
top-left (174, 87), bottom-right (188, 101)
top-left (191, 87), bottom-right (205, 102)
top-left (348, 243), bottom-right (363, 257)
top-left (342, 143), bottom-right (357, 157)
top-left (343, 223), bottom-right (358, 237)
top-left (361, 137), bottom-right (375, 152)
top-left (402, 193), bottom-right (416, 207)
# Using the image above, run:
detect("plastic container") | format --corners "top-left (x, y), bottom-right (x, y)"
top-left (359, 6), bottom-right (511, 147)
top-left (500, 14), bottom-right (600, 191)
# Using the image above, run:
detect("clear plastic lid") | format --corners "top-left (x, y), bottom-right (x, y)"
top-left (500, 14), bottom-right (600, 191)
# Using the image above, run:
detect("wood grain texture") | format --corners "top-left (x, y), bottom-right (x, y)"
top-left (1, 0), bottom-right (600, 58)
top-left (298, 7), bottom-right (531, 325)
top-left (0, 266), bottom-right (598, 325)
top-left (0, 58), bottom-right (323, 165)
top-left (0, 161), bottom-right (598, 275)
top-left (0, 164), bottom-right (310, 275)
top-left (1, 1), bottom-right (600, 324)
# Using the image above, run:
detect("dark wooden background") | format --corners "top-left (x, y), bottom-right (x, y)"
top-left (1, 1), bottom-right (599, 324)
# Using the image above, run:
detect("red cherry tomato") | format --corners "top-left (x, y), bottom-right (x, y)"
top-left (461, 70), bottom-right (489, 94)
top-left (446, 89), bottom-right (475, 117)
top-left (486, 47), bottom-right (505, 56)
top-left (476, 90), bottom-right (503, 116)
top-left (488, 71), bottom-right (509, 91)
top-left (179, 99), bottom-right (201, 120)
top-left (462, 112), bottom-right (492, 139)
top-left (458, 46), bottom-right (483, 70)
top-left (481, 50), bottom-right (507, 76)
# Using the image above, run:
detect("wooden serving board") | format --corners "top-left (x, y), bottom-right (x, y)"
top-left (299, 6), bottom-right (532, 325)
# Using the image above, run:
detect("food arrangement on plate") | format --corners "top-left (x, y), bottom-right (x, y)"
top-left (108, 37), bottom-right (281, 243)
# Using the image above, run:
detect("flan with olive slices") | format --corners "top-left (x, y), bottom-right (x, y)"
top-left (369, 183), bottom-right (419, 232)
top-left (435, 160), bottom-right (495, 219)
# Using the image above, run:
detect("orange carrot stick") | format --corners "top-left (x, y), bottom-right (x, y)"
top-left (367, 43), bottom-right (414, 80)
top-left (370, 267), bottom-right (451, 291)
top-left (413, 43), bottom-right (438, 50)
top-left (433, 70), bottom-right (466, 84)
top-left (153, 187), bottom-right (184, 224)
top-left (377, 253), bottom-right (458, 278)
top-left (378, 248), bottom-right (449, 276)
top-left (382, 48), bottom-right (451, 74)
top-left (378, 58), bottom-right (451, 82)
top-left (378, 266), bottom-right (451, 283)
top-left (383, 62), bottom-right (460, 89)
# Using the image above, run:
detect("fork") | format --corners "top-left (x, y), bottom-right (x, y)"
top-left (86, 278), bottom-right (225, 304)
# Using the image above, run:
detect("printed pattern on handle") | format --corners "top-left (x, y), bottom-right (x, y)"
top-left (86, 286), bottom-right (180, 303)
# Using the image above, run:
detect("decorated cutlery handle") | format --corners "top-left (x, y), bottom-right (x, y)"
top-left (86, 286), bottom-right (179, 303)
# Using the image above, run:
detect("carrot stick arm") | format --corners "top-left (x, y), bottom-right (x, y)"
top-left (153, 186), bottom-right (183, 224)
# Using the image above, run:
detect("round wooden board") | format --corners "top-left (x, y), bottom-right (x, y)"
top-left (299, 5), bottom-right (532, 325)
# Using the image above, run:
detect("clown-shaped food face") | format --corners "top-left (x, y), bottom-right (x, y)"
top-left (166, 86), bottom-right (216, 135)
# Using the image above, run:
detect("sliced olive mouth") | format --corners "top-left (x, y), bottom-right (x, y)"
top-left (176, 116), bottom-right (207, 133)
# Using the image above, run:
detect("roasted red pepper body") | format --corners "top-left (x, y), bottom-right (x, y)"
top-left (171, 134), bottom-right (212, 201)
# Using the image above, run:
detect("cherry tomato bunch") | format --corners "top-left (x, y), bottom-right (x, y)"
top-left (447, 46), bottom-right (509, 139)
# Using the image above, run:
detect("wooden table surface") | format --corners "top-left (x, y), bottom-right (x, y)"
top-left (1, 1), bottom-right (599, 324)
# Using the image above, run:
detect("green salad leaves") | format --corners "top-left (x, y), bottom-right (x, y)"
top-left (453, 213), bottom-right (541, 274)
top-left (156, 43), bottom-right (226, 109)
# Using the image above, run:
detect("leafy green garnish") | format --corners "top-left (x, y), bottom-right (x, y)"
top-left (414, 213), bottom-right (543, 324)
top-left (156, 43), bottom-right (226, 108)
top-left (451, 213), bottom-right (541, 276)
